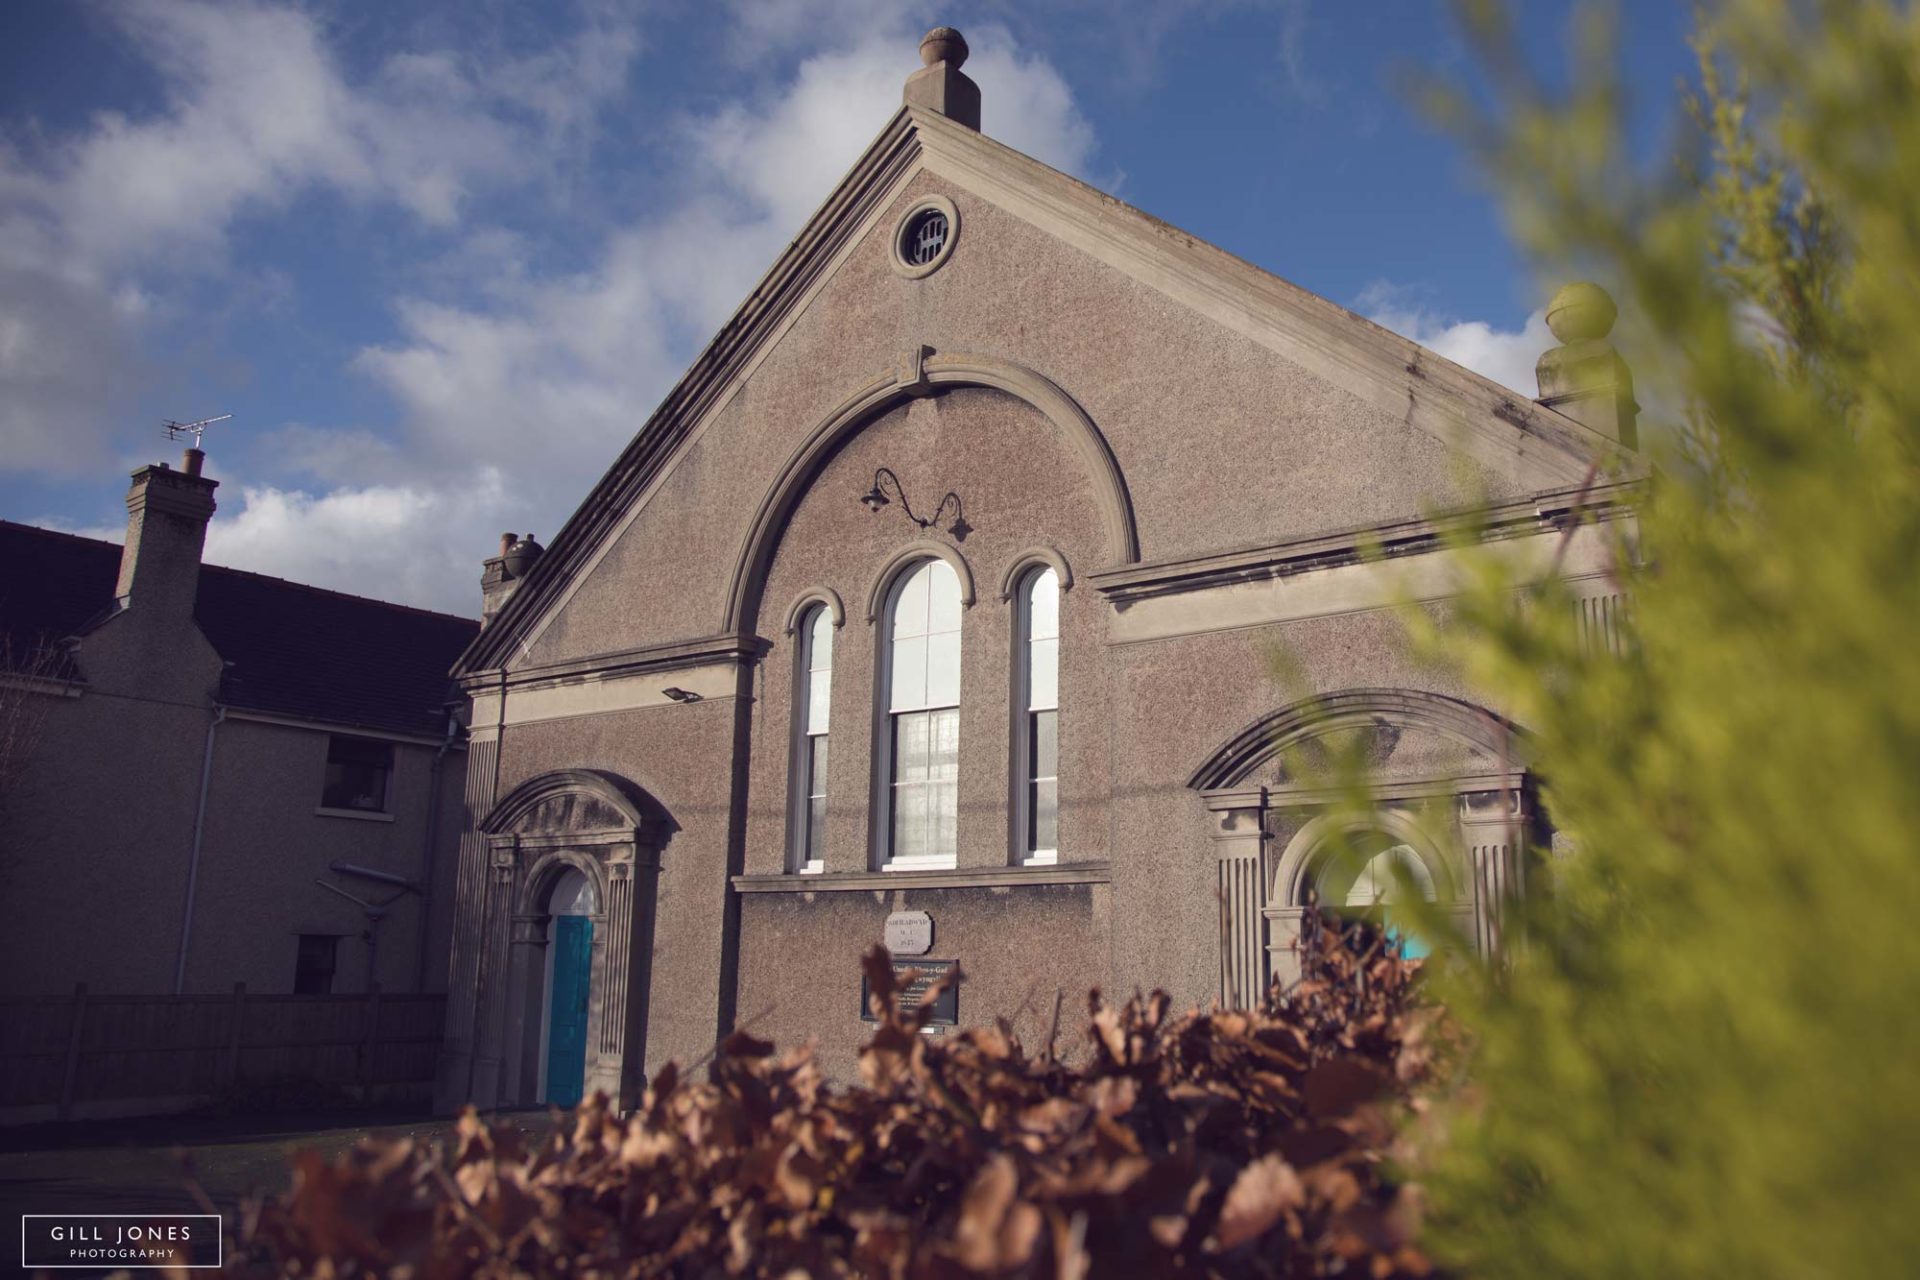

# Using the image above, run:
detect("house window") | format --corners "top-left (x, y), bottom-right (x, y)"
top-left (1014, 567), bottom-right (1060, 864)
top-left (293, 933), bottom-right (339, 994)
top-left (791, 605), bottom-right (834, 873)
top-left (322, 735), bottom-right (393, 812)
top-left (881, 559), bottom-right (962, 869)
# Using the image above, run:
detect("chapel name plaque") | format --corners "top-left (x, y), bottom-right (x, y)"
top-left (860, 958), bottom-right (959, 1025)
top-left (884, 910), bottom-right (934, 956)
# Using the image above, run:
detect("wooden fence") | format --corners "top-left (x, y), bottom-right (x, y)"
top-left (0, 984), bottom-right (445, 1125)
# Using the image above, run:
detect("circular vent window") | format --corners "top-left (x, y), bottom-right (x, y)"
top-left (892, 196), bottom-right (960, 278)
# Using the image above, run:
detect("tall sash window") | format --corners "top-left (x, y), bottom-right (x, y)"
top-left (882, 560), bottom-right (963, 869)
top-left (1014, 568), bottom-right (1060, 863)
top-left (791, 606), bottom-right (833, 873)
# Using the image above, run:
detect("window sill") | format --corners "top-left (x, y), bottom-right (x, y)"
top-left (733, 862), bottom-right (1112, 893)
top-left (315, 806), bottom-right (395, 823)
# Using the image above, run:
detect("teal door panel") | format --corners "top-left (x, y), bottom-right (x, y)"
top-left (545, 915), bottom-right (593, 1106)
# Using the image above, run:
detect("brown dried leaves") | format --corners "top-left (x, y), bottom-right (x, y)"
top-left (235, 913), bottom-right (1440, 1279)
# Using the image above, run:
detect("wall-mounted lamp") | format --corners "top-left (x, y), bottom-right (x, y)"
top-left (859, 467), bottom-right (971, 540)
top-left (662, 686), bottom-right (701, 703)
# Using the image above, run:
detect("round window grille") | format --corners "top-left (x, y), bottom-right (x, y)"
top-left (905, 209), bottom-right (949, 265)
top-left (891, 196), bottom-right (959, 278)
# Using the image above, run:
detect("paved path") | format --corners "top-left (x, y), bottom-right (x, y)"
top-left (0, 1108), bottom-right (559, 1230)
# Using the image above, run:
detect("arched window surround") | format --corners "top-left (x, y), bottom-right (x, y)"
top-left (870, 556), bottom-right (965, 872)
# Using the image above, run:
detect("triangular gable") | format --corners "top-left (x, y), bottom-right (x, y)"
top-left (459, 106), bottom-right (1607, 677)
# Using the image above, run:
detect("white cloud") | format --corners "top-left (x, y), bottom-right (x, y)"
top-left (199, 473), bottom-right (529, 610)
top-left (0, 0), bottom-right (643, 478)
top-left (8, 1), bottom-right (1094, 615)
top-left (319, 16), bottom-right (1097, 611)
top-left (1357, 281), bottom-right (1551, 397)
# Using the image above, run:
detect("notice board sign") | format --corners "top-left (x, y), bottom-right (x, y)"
top-left (860, 958), bottom-right (959, 1025)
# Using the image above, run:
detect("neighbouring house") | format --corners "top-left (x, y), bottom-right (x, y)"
top-left (436, 27), bottom-right (1640, 1113)
top-left (0, 450), bottom-right (478, 1001)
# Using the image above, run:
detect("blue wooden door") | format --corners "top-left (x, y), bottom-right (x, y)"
top-left (545, 916), bottom-right (593, 1106)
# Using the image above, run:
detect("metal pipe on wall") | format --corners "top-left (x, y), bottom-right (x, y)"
top-left (173, 704), bottom-right (226, 994)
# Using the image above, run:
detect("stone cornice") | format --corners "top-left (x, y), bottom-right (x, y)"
top-left (1091, 481), bottom-right (1638, 606)
top-left (460, 632), bottom-right (770, 692)
top-left (731, 862), bottom-right (1112, 893)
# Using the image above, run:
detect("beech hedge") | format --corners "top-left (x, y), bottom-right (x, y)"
top-left (230, 912), bottom-right (1440, 1278)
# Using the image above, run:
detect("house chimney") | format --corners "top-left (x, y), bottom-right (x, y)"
top-left (1535, 282), bottom-right (1639, 450)
top-left (481, 532), bottom-right (544, 627)
top-left (115, 451), bottom-right (218, 621)
top-left (904, 27), bottom-right (980, 130)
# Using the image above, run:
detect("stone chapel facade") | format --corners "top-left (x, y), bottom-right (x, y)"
top-left (435, 29), bottom-right (1637, 1113)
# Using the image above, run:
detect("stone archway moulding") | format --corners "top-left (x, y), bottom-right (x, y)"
top-left (1186, 688), bottom-right (1528, 792)
top-left (863, 540), bottom-right (977, 623)
top-left (480, 767), bottom-right (657, 841)
top-left (722, 348), bottom-right (1140, 634)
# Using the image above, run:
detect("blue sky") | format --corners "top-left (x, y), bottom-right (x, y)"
top-left (1, 0), bottom-right (1695, 614)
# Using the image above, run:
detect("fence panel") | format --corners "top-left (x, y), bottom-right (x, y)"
top-left (0, 987), bottom-right (445, 1124)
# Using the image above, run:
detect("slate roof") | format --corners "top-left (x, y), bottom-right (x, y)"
top-left (1, 520), bottom-right (478, 737)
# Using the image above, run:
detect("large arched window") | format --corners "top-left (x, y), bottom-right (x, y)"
top-left (789, 605), bottom-right (833, 873)
top-left (1012, 567), bottom-right (1060, 864)
top-left (879, 559), bottom-right (963, 869)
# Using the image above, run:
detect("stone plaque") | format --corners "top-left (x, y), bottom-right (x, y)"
top-left (883, 910), bottom-right (934, 956)
top-left (860, 958), bottom-right (958, 1025)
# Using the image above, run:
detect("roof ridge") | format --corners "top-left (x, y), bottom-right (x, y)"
top-left (199, 561), bottom-right (479, 626)
top-left (1, 518), bottom-right (477, 627)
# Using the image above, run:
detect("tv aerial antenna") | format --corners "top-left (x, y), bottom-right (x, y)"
top-left (162, 414), bottom-right (232, 448)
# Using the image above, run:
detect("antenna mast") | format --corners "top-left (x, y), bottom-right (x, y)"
top-left (162, 414), bottom-right (232, 449)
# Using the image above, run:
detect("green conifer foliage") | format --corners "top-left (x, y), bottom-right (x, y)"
top-left (1403, 3), bottom-right (1920, 1274)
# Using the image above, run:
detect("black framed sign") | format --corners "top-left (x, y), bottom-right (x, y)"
top-left (860, 958), bottom-right (958, 1025)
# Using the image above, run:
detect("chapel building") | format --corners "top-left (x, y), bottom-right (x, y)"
top-left (437, 29), bottom-right (1637, 1113)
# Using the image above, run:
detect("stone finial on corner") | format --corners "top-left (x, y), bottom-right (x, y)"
top-left (1535, 282), bottom-right (1639, 450)
top-left (904, 26), bottom-right (981, 131)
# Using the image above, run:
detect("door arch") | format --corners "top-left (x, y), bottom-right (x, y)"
top-left (475, 769), bottom-right (666, 1111)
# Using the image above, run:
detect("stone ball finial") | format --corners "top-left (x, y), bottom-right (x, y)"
top-left (920, 26), bottom-right (968, 68)
top-left (1546, 281), bottom-right (1618, 344)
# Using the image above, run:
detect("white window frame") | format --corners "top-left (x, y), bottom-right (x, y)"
top-left (787, 605), bottom-right (833, 874)
top-left (1010, 566), bottom-right (1060, 865)
top-left (872, 559), bottom-right (963, 872)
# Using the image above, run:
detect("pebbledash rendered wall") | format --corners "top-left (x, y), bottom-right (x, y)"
top-left (434, 82), bottom-right (1633, 1109)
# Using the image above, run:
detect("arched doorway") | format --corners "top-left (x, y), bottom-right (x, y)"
top-left (1190, 690), bottom-right (1531, 1003)
top-left (537, 868), bottom-right (597, 1106)
top-left (465, 769), bottom-right (666, 1111)
top-left (1309, 832), bottom-right (1444, 962)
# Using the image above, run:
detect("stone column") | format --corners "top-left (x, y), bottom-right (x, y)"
top-left (1207, 794), bottom-right (1269, 1008)
top-left (433, 733), bottom-right (499, 1114)
top-left (1463, 790), bottom-right (1526, 958)
top-left (467, 845), bottom-right (518, 1108)
top-left (584, 842), bottom-right (659, 1110)
top-left (502, 913), bottom-right (549, 1106)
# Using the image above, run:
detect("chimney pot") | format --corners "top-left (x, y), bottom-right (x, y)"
top-left (183, 447), bottom-right (205, 477)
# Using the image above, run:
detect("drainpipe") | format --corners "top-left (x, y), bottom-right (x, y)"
top-left (413, 711), bottom-right (459, 991)
top-left (173, 704), bottom-right (226, 994)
